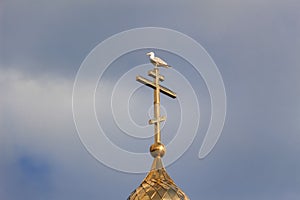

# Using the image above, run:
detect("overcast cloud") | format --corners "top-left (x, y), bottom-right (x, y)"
top-left (1, 0), bottom-right (300, 199)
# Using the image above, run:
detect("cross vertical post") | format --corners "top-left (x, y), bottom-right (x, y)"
top-left (153, 67), bottom-right (161, 143)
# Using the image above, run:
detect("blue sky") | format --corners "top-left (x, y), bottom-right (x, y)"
top-left (1, 0), bottom-right (300, 199)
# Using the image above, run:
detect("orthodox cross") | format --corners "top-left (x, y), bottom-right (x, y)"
top-left (136, 52), bottom-right (176, 157)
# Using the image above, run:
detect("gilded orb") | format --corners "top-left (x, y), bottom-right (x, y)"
top-left (150, 143), bottom-right (166, 158)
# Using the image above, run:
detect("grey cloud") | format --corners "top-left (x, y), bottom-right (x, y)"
top-left (1, 0), bottom-right (300, 199)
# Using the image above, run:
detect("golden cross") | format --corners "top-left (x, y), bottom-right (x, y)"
top-left (136, 66), bottom-right (176, 146)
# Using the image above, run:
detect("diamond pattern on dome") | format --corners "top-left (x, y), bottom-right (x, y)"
top-left (128, 158), bottom-right (190, 200)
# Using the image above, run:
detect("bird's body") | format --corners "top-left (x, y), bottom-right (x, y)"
top-left (146, 52), bottom-right (172, 68)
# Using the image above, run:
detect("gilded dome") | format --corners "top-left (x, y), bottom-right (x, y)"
top-left (128, 157), bottom-right (190, 200)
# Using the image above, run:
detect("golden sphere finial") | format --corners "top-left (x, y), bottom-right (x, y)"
top-left (150, 143), bottom-right (166, 158)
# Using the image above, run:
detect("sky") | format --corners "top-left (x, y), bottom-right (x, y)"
top-left (1, 0), bottom-right (300, 199)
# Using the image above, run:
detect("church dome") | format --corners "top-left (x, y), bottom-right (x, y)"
top-left (128, 157), bottom-right (190, 200)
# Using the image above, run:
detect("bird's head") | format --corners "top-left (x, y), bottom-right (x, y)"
top-left (146, 52), bottom-right (155, 57)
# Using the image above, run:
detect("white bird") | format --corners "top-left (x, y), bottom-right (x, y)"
top-left (146, 52), bottom-right (172, 68)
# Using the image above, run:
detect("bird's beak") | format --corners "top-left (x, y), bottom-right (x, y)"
top-left (146, 52), bottom-right (151, 56)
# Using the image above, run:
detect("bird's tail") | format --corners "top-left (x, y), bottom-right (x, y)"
top-left (164, 65), bottom-right (172, 68)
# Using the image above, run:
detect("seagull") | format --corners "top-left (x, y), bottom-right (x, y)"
top-left (146, 52), bottom-right (172, 68)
